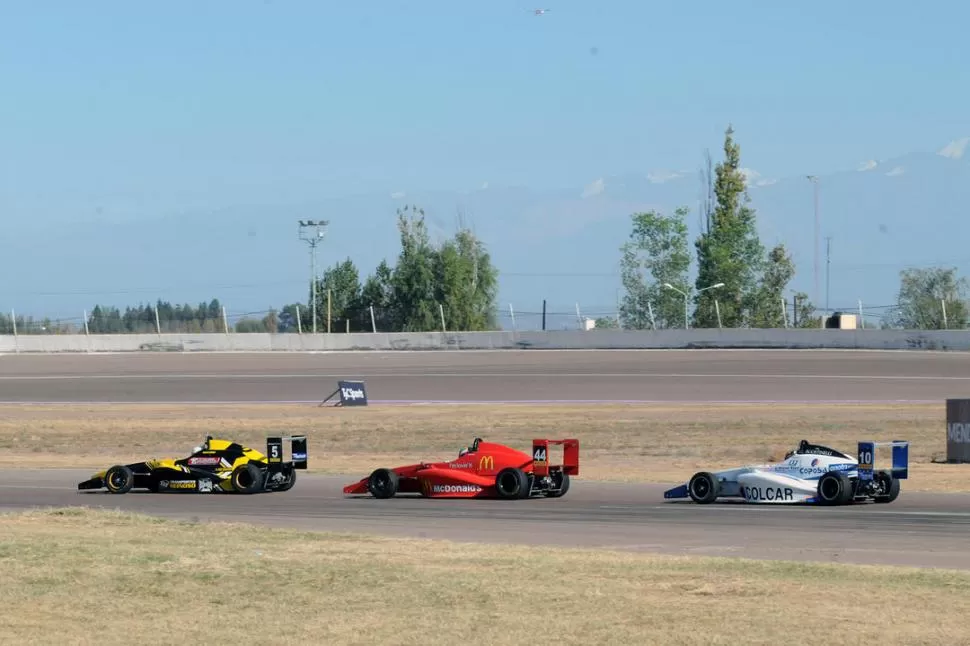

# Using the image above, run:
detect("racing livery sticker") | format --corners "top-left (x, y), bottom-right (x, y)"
top-left (533, 447), bottom-right (547, 465)
top-left (741, 485), bottom-right (794, 502)
top-left (432, 484), bottom-right (481, 494)
top-left (160, 479), bottom-right (197, 490)
top-left (187, 456), bottom-right (221, 466)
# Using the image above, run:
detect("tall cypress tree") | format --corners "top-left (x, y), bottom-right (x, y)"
top-left (693, 126), bottom-right (766, 327)
top-left (389, 205), bottom-right (439, 332)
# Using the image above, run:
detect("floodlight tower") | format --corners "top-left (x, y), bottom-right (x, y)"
top-left (298, 219), bottom-right (329, 334)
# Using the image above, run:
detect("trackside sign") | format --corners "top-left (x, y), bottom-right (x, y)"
top-left (945, 399), bottom-right (970, 463)
top-left (338, 380), bottom-right (368, 406)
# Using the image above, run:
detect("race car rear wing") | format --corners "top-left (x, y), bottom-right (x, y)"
top-left (532, 438), bottom-right (579, 477)
top-left (266, 435), bottom-right (308, 469)
top-left (856, 440), bottom-right (908, 481)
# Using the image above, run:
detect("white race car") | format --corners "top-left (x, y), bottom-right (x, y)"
top-left (664, 439), bottom-right (909, 505)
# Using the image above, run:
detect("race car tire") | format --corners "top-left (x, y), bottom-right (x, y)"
top-left (104, 465), bottom-right (134, 494)
top-left (545, 471), bottom-right (570, 498)
top-left (495, 467), bottom-right (529, 500)
top-left (231, 463), bottom-right (264, 494)
top-left (688, 471), bottom-right (719, 504)
top-left (873, 470), bottom-right (900, 503)
top-left (816, 471), bottom-right (853, 505)
top-left (367, 468), bottom-right (399, 499)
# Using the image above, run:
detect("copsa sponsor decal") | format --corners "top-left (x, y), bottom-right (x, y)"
top-left (828, 463), bottom-right (855, 471)
top-left (432, 484), bottom-right (481, 494)
top-left (160, 479), bottom-right (197, 490)
top-left (293, 452), bottom-right (307, 460)
top-left (187, 456), bottom-right (221, 466)
top-left (742, 485), bottom-right (794, 501)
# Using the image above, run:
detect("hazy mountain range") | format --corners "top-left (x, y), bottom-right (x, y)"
top-left (4, 137), bottom-right (969, 331)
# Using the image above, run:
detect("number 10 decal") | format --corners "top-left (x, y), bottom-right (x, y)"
top-left (857, 441), bottom-right (874, 480)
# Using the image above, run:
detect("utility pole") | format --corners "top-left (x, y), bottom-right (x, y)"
top-left (298, 220), bottom-right (328, 334)
top-left (825, 236), bottom-right (832, 315)
top-left (806, 175), bottom-right (820, 308)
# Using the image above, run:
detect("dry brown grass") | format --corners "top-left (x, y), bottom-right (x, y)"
top-left (0, 507), bottom-right (968, 645)
top-left (0, 402), bottom-right (967, 491)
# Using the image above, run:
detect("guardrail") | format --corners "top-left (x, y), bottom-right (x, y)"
top-left (0, 329), bottom-right (967, 353)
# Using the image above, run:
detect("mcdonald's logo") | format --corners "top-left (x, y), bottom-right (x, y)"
top-left (478, 455), bottom-right (494, 471)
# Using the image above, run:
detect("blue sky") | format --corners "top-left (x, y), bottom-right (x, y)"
top-left (2, 1), bottom-right (970, 326)
top-left (3, 0), bottom-right (968, 224)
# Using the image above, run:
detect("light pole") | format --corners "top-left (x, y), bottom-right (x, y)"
top-left (806, 175), bottom-right (819, 308)
top-left (663, 282), bottom-right (724, 329)
top-left (825, 236), bottom-right (831, 315)
top-left (298, 219), bottom-right (328, 334)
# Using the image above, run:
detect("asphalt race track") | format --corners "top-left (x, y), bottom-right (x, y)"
top-left (2, 349), bottom-right (970, 569)
top-left (3, 348), bottom-right (970, 403)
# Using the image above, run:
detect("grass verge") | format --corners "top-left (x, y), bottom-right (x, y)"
top-left (0, 402), bottom-right (967, 491)
top-left (1, 507), bottom-right (968, 645)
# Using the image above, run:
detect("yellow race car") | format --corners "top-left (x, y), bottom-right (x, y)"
top-left (77, 435), bottom-right (307, 494)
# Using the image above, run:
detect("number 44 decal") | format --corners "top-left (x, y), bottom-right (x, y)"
top-left (533, 447), bottom-right (547, 461)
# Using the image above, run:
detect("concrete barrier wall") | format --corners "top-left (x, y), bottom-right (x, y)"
top-left (1, 328), bottom-right (969, 353)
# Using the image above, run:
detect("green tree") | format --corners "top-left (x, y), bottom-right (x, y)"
top-left (262, 308), bottom-right (279, 333)
top-left (433, 227), bottom-right (499, 331)
top-left (389, 205), bottom-right (439, 332)
top-left (314, 258), bottom-right (364, 331)
top-left (693, 125), bottom-right (766, 328)
top-left (748, 244), bottom-right (795, 328)
top-left (790, 292), bottom-right (818, 328)
top-left (234, 317), bottom-right (266, 333)
top-left (888, 267), bottom-right (969, 329)
top-left (593, 316), bottom-right (618, 329)
top-left (276, 303), bottom-right (308, 333)
top-left (360, 260), bottom-right (395, 332)
top-left (618, 207), bottom-right (691, 329)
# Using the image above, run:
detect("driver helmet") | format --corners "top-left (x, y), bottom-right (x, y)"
top-left (193, 445), bottom-right (203, 454)
top-left (458, 447), bottom-right (469, 458)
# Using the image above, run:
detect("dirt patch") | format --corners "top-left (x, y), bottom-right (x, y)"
top-left (0, 402), bottom-right (966, 491)
top-left (0, 507), bottom-right (968, 646)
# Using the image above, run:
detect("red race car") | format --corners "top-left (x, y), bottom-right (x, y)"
top-left (343, 437), bottom-right (579, 499)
